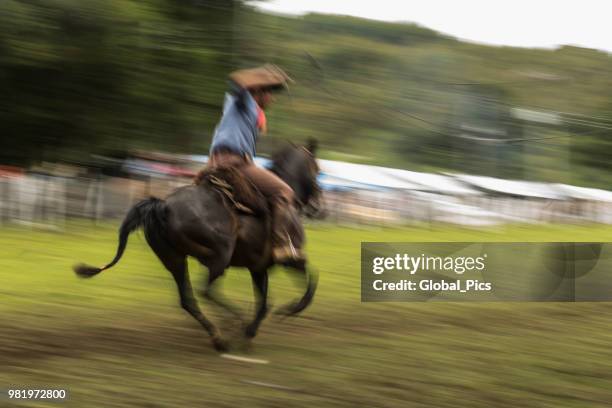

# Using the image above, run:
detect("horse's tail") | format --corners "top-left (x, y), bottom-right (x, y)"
top-left (73, 197), bottom-right (167, 278)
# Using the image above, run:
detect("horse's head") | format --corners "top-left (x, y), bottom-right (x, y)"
top-left (270, 139), bottom-right (324, 218)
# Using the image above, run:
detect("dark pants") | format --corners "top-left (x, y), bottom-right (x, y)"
top-left (208, 150), bottom-right (294, 205)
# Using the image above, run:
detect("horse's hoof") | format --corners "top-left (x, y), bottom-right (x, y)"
top-left (212, 336), bottom-right (230, 352)
top-left (274, 303), bottom-right (298, 316)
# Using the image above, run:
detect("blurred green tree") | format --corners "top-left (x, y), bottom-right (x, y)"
top-left (1, 3), bottom-right (610, 188)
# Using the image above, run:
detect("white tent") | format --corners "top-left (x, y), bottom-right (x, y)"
top-left (318, 159), bottom-right (422, 191)
top-left (555, 184), bottom-right (612, 202)
top-left (450, 174), bottom-right (565, 199)
top-left (381, 168), bottom-right (480, 195)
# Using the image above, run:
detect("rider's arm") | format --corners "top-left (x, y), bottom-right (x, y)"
top-left (229, 80), bottom-right (249, 112)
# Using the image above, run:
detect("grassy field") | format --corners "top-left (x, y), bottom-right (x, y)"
top-left (2, 222), bottom-right (612, 407)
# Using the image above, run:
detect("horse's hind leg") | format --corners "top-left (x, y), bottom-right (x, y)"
top-left (275, 260), bottom-right (318, 317)
top-left (161, 253), bottom-right (228, 352)
top-left (245, 268), bottom-right (269, 338)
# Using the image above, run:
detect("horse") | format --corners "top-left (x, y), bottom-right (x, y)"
top-left (73, 140), bottom-right (322, 352)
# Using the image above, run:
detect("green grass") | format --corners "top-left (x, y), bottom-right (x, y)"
top-left (2, 222), bottom-right (612, 407)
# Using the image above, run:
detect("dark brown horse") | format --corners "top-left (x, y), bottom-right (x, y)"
top-left (74, 141), bottom-right (321, 351)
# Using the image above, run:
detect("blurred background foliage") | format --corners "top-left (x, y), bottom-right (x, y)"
top-left (1, 0), bottom-right (611, 187)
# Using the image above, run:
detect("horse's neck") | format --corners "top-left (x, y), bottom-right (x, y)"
top-left (271, 165), bottom-right (299, 195)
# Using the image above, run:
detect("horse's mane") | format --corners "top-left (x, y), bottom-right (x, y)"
top-left (270, 138), bottom-right (318, 172)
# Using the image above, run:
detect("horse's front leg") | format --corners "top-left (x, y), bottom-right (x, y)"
top-left (200, 264), bottom-right (245, 322)
top-left (275, 259), bottom-right (318, 317)
top-left (245, 268), bottom-right (269, 338)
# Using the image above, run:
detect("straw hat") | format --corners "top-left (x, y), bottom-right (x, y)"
top-left (229, 64), bottom-right (293, 91)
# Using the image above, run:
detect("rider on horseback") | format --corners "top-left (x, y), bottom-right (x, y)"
top-left (208, 64), bottom-right (304, 264)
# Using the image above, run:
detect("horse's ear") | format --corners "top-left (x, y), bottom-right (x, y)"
top-left (305, 138), bottom-right (318, 156)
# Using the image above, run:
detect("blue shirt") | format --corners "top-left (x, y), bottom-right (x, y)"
top-left (210, 87), bottom-right (259, 158)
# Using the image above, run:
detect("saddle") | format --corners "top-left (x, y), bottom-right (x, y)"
top-left (194, 167), bottom-right (268, 216)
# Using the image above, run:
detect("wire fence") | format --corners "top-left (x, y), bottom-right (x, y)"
top-left (2, 173), bottom-right (611, 231)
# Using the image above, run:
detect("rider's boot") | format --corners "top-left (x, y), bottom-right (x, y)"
top-left (271, 198), bottom-right (305, 265)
